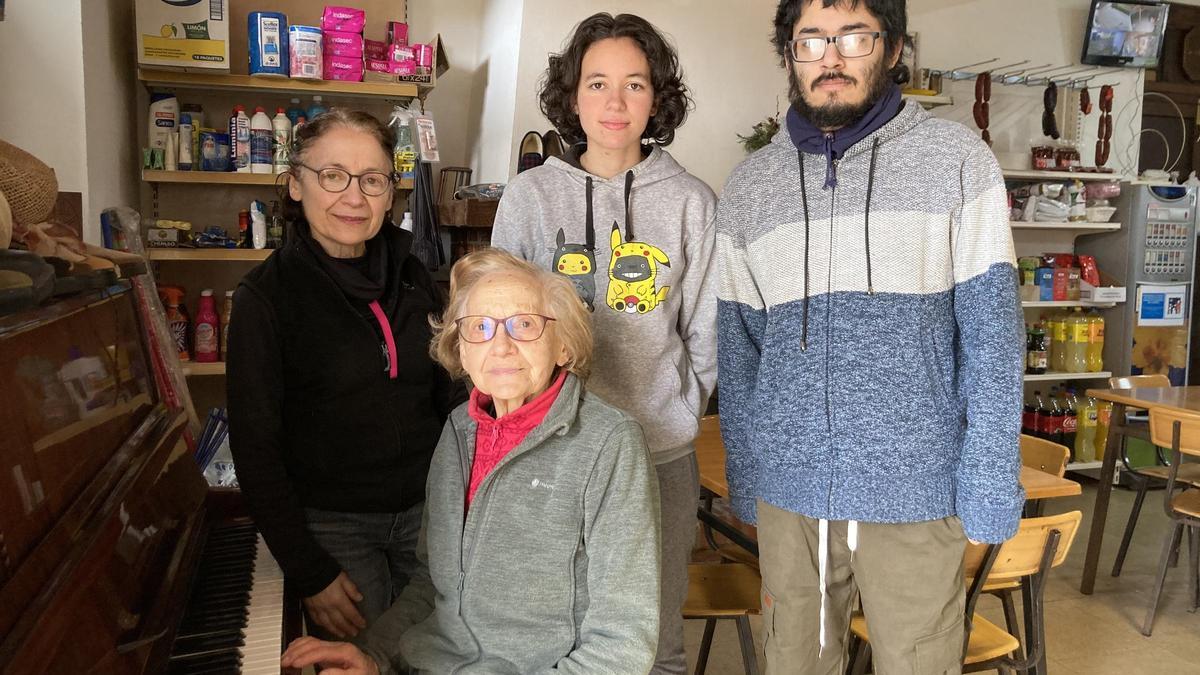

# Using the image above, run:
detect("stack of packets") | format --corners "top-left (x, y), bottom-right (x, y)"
top-left (365, 21), bottom-right (418, 82)
top-left (322, 6), bottom-right (367, 81)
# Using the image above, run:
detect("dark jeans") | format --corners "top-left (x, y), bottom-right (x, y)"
top-left (303, 500), bottom-right (424, 641)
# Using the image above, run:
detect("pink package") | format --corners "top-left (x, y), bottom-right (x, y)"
top-left (390, 43), bottom-right (414, 62)
top-left (322, 30), bottom-right (364, 57)
top-left (321, 6), bottom-right (366, 33)
top-left (366, 58), bottom-right (391, 73)
top-left (414, 43), bottom-right (433, 69)
top-left (323, 54), bottom-right (364, 81)
top-left (387, 21), bottom-right (408, 45)
top-left (364, 39), bottom-right (388, 60)
top-left (387, 58), bottom-right (416, 75)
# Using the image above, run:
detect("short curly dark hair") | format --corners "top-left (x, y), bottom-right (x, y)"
top-left (772, 0), bottom-right (910, 83)
top-left (539, 13), bottom-right (692, 146)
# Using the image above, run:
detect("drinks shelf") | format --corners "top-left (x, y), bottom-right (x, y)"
top-left (1002, 169), bottom-right (1122, 182)
top-left (1009, 221), bottom-right (1121, 233)
top-left (182, 362), bottom-right (226, 377)
top-left (148, 249), bottom-right (273, 262)
top-left (1066, 460), bottom-right (1104, 471)
top-left (1022, 300), bottom-right (1118, 309)
top-left (139, 68), bottom-right (423, 100)
top-left (1024, 371), bottom-right (1111, 382)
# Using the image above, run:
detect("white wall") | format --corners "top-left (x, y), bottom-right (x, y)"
top-left (471, 0), bottom-right (525, 182)
top-left (0, 0), bottom-right (89, 228)
top-left (82, 0), bottom-right (140, 240)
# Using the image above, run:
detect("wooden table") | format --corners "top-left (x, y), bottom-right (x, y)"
top-left (1078, 386), bottom-right (1200, 595)
top-left (695, 416), bottom-right (1082, 502)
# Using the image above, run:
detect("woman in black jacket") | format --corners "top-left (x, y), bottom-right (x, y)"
top-left (226, 109), bottom-right (458, 641)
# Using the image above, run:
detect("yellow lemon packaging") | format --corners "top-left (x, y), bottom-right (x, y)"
top-left (136, 0), bottom-right (230, 72)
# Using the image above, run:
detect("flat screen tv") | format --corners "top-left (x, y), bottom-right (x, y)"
top-left (1081, 0), bottom-right (1169, 69)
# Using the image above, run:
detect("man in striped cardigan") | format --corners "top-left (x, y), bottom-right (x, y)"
top-left (716, 1), bottom-right (1025, 672)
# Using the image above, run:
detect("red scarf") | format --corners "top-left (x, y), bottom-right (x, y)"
top-left (466, 370), bottom-right (568, 506)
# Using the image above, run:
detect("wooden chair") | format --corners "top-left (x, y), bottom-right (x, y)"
top-left (683, 563), bottom-right (760, 675)
top-left (847, 511), bottom-right (1083, 674)
top-left (1020, 434), bottom-right (1070, 478)
top-left (1141, 408), bottom-right (1200, 635)
top-left (1107, 375), bottom-right (1200, 578)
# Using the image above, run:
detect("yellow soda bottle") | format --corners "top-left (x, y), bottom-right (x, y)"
top-left (1065, 308), bottom-right (1089, 373)
top-left (1086, 311), bottom-right (1105, 372)
top-left (1075, 396), bottom-right (1098, 462)
top-left (1095, 400), bottom-right (1113, 460)
top-left (1050, 311), bottom-right (1068, 372)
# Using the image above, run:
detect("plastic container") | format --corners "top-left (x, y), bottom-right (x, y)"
top-left (399, 211), bottom-right (413, 232)
top-left (286, 98), bottom-right (305, 126)
top-left (248, 11), bottom-right (289, 76)
top-left (1086, 311), bottom-right (1105, 372)
top-left (230, 105), bottom-right (251, 173)
top-left (250, 200), bottom-right (267, 249)
top-left (288, 25), bottom-right (323, 80)
top-left (1065, 308), bottom-right (1089, 373)
top-left (220, 290), bottom-right (234, 360)
top-left (161, 286), bottom-right (190, 361)
top-left (194, 290), bottom-right (220, 363)
top-left (307, 95), bottom-right (327, 121)
top-left (272, 108), bottom-right (291, 174)
top-left (148, 93), bottom-right (178, 151)
top-left (250, 107), bottom-right (273, 174)
top-left (177, 114), bottom-right (194, 171)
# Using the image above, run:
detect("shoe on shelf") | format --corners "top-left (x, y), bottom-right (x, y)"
top-left (0, 249), bottom-right (54, 313)
top-left (542, 130), bottom-right (565, 162)
top-left (517, 130), bottom-right (544, 173)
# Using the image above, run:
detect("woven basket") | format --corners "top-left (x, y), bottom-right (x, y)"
top-left (0, 139), bottom-right (58, 225)
top-left (0, 190), bottom-right (11, 249)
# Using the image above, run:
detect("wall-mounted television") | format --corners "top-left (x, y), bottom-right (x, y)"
top-left (1081, 0), bottom-right (1169, 69)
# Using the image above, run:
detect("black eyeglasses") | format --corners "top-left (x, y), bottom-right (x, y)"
top-left (455, 314), bottom-right (556, 343)
top-left (298, 163), bottom-right (395, 196)
top-left (787, 31), bottom-right (887, 63)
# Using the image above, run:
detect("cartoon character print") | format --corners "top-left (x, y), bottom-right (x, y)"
top-left (606, 223), bottom-right (670, 314)
top-left (552, 227), bottom-right (597, 312)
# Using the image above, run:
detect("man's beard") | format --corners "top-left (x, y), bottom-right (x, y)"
top-left (790, 59), bottom-right (892, 130)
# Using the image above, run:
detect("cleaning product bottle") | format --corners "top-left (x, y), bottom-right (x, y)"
top-left (161, 286), bottom-right (191, 362)
top-left (307, 95), bottom-right (327, 121)
top-left (220, 290), bottom-right (234, 360)
top-left (286, 98), bottom-right (305, 126)
top-left (250, 200), bottom-right (268, 249)
top-left (194, 290), bottom-right (220, 363)
top-left (272, 107), bottom-right (292, 174)
top-left (230, 105), bottom-right (251, 173)
top-left (399, 211), bottom-right (414, 232)
top-left (294, 115), bottom-right (308, 137)
top-left (268, 200), bottom-right (284, 248)
top-left (177, 113), bottom-right (194, 171)
top-left (250, 106), bottom-right (273, 174)
top-left (388, 104), bottom-right (416, 183)
top-left (148, 93), bottom-right (179, 151)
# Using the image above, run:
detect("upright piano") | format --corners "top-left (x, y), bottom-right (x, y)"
top-left (0, 283), bottom-right (301, 674)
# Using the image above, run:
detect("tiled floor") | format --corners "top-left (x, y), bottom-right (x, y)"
top-left (688, 480), bottom-right (1200, 674)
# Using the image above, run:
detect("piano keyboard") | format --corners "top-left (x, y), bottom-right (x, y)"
top-left (168, 524), bottom-right (285, 674)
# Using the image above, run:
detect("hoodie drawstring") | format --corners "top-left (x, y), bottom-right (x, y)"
top-left (864, 137), bottom-right (880, 295)
top-left (583, 170), bottom-right (636, 250)
top-left (797, 150), bottom-right (811, 352)
top-left (816, 519), bottom-right (858, 656)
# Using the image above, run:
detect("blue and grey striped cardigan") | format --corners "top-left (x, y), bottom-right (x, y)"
top-left (716, 101), bottom-right (1025, 544)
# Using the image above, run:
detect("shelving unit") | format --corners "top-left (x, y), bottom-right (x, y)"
top-left (148, 249), bottom-right (273, 262)
top-left (1010, 221), bottom-right (1121, 233)
top-left (144, 170), bottom-right (414, 191)
top-left (1002, 169), bottom-right (1122, 182)
top-left (1022, 300), bottom-right (1117, 309)
top-left (1023, 371), bottom-right (1111, 382)
top-left (139, 68), bottom-right (424, 101)
top-left (182, 362), bottom-right (227, 377)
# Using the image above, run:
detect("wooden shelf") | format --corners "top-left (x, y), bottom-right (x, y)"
top-left (1024, 371), bottom-right (1111, 382)
top-left (902, 93), bottom-right (953, 108)
top-left (148, 248), bottom-right (272, 262)
top-left (1003, 169), bottom-right (1122, 182)
top-left (143, 170), bottom-right (414, 191)
top-left (1010, 221), bottom-right (1120, 233)
top-left (139, 68), bottom-right (423, 100)
top-left (1022, 300), bottom-right (1119, 308)
top-left (182, 362), bottom-right (226, 377)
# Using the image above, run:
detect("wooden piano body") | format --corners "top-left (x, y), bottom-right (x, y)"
top-left (0, 284), bottom-right (301, 674)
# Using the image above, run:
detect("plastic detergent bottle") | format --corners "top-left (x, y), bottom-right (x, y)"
top-left (1086, 311), bottom-right (1105, 372)
top-left (286, 98), bottom-right (305, 126)
top-left (230, 105), bottom-right (251, 173)
top-left (250, 107), bottom-right (273, 174)
top-left (1065, 308), bottom-right (1088, 373)
top-left (220, 290), bottom-right (234, 360)
top-left (307, 95), bottom-right (327, 121)
top-left (194, 290), bottom-right (220, 363)
top-left (162, 287), bottom-right (190, 361)
top-left (177, 113), bottom-right (194, 171)
top-left (272, 108), bottom-right (292, 174)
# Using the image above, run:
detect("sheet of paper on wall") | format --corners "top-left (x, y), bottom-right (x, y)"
top-left (415, 116), bottom-right (439, 163)
top-left (1136, 283), bottom-right (1188, 327)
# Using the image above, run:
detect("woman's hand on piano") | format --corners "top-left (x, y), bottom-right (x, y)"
top-left (281, 636), bottom-right (380, 674)
top-left (303, 571), bottom-right (368, 638)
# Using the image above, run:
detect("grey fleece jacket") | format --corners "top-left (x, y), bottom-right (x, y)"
top-left (492, 146), bottom-right (718, 465)
top-left (359, 373), bottom-right (662, 674)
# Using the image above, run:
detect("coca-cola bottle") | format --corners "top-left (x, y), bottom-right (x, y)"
top-left (1023, 394), bottom-right (1039, 435)
top-left (1034, 390), bottom-right (1051, 440)
top-left (1062, 389), bottom-right (1078, 459)
top-left (1048, 387), bottom-right (1066, 445)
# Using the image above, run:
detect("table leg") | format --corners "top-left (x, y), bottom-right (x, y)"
top-left (1080, 402), bottom-right (1126, 595)
top-left (1021, 575), bottom-right (1047, 675)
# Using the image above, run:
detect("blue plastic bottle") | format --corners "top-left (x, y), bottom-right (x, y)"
top-left (307, 95), bottom-right (327, 121)
top-left (285, 98), bottom-right (305, 126)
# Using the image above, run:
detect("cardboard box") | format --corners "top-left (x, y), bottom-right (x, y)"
top-left (439, 199), bottom-right (499, 228)
top-left (396, 34), bottom-right (450, 87)
top-left (1080, 281), bottom-right (1127, 303)
top-left (147, 228), bottom-right (182, 247)
top-left (137, 0), bottom-right (230, 72)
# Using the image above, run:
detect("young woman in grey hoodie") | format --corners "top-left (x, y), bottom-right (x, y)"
top-left (491, 14), bottom-right (717, 674)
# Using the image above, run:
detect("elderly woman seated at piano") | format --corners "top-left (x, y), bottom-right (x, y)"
top-left (281, 247), bottom-right (662, 674)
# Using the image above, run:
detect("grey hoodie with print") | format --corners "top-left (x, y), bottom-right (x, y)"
top-left (491, 146), bottom-right (718, 465)
top-left (358, 373), bottom-right (662, 674)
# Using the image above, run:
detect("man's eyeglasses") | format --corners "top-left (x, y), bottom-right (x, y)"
top-left (787, 31), bottom-right (887, 63)
top-left (455, 314), bottom-right (557, 343)
top-left (298, 163), bottom-right (395, 196)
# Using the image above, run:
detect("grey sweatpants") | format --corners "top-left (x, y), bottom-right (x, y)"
top-left (650, 451), bottom-right (701, 675)
top-left (757, 501), bottom-right (968, 675)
